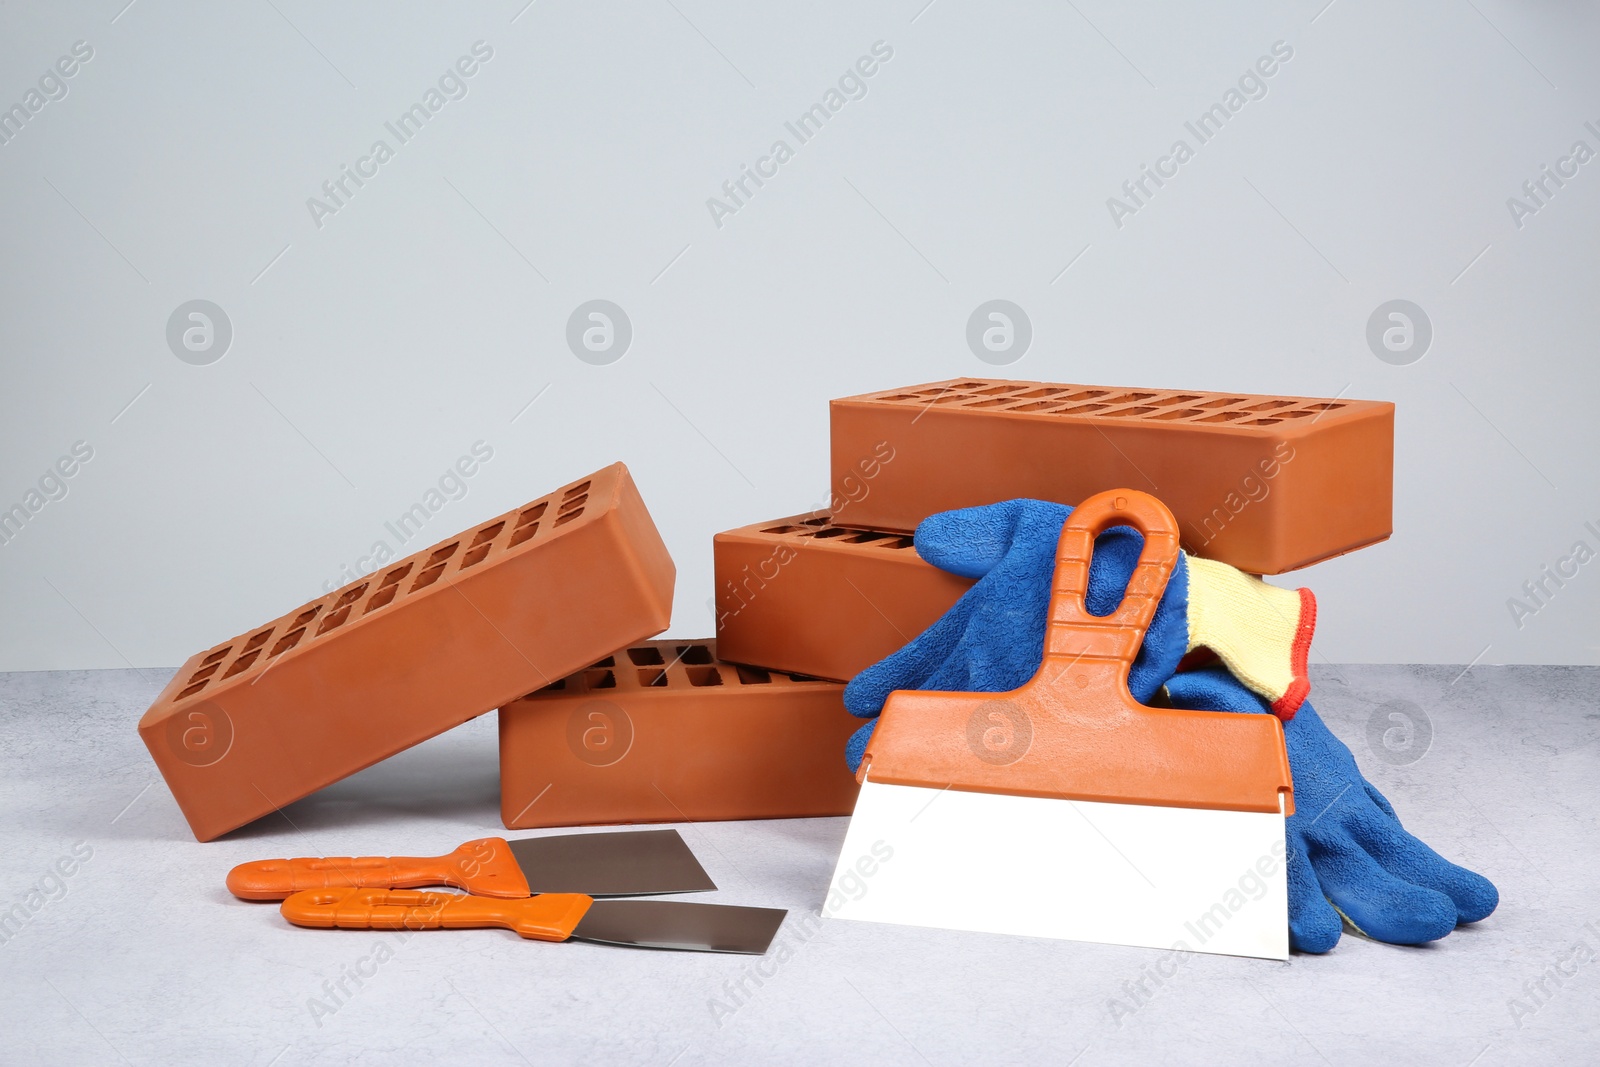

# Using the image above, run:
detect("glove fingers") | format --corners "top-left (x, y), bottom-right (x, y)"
top-left (1306, 834), bottom-right (1459, 945)
top-left (844, 720), bottom-right (875, 774)
top-left (1361, 780), bottom-right (1399, 822)
top-left (1347, 807), bottom-right (1500, 925)
top-left (1286, 831), bottom-right (1341, 954)
top-left (913, 499), bottom-right (1034, 579)
top-left (843, 595), bottom-right (976, 718)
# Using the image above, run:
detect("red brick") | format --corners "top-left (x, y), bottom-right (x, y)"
top-left (139, 463), bottom-right (674, 841)
top-left (498, 639), bottom-right (860, 828)
top-left (714, 514), bottom-right (971, 682)
top-left (831, 379), bottom-right (1393, 574)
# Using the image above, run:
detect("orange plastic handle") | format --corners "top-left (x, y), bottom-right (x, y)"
top-left (279, 887), bottom-right (593, 941)
top-left (862, 489), bottom-right (1294, 815)
top-left (227, 838), bottom-right (530, 901)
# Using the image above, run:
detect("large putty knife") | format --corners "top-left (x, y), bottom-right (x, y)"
top-left (282, 887), bottom-right (786, 954)
top-left (228, 828), bottom-right (715, 900)
top-left (826, 489), bottom-right (1296, 959)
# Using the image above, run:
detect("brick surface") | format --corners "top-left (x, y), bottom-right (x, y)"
top-left (831, 379), bottom-right (1394, 574)
top-left (498, 639), bottom-right (861, 828)
top-left (714, 514), bottom-right (971, 682)
top-left (139, 463), bottom-right (674, 841)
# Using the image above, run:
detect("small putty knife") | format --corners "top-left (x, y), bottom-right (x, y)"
top-left (227, 829), bottom-right (716, 901)
top-left (281, 887), bottom-right (787, 954)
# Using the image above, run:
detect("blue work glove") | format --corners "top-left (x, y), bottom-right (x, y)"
top-left (1163, 666), bottom-right (1499, 952)
top-left (843, 498), bottom-right (1189, 770)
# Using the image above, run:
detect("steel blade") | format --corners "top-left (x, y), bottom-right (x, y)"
top-left (571, 899), bottom-right (787, 954)
top-left (509, 829), bottom-right (716, 897)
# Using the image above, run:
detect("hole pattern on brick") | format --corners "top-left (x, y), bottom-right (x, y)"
top-left (316, 605), bottom-right (354, 635)
top-left (859, 381), bottom-right (1352, 424)
top-left (735, 664), bottom-right (771, 685)
top-left (269, 627), bottom-right (306, 656)
top-left (514, 643), bottom-right (844, 701)
top-left (687, 666), bottom-right (723, 686)
top-left (752, 517), bottom-right (917, 550)
top-left (163, 473), bottom-right (606, 702)
top-left (410, 563), bottom-right (447, 592)
top-left (222, 649), bottom-right (261, 678)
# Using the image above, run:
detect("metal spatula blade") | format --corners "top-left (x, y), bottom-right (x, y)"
top-left (280, 888), bottom-right (788, 955)
top-left (510, 829), bottom-right (716, 897)
top-left (571, 899), bottom-right (788, 954)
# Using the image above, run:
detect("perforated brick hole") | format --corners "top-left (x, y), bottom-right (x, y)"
top-left (410, 544), bottom-right (458, 592)
top-left (676, 644), bottom-right (714, 664)
top-left (627, 646), bottom-right (664, 666)
top-left (222, 649), bottom-right (262, 678)
top-left (316, 582), bottom-right (370, 636)
top-left (754, 519), bottom-right (916, 550)
top-left (585, 669), bottom-right (616, 689)
top-left (859, 381), bottom-right (1355, 425)
top-left (364, 563), bottom-right (414, 613)
top-left (509, 502), bottom-right (547, 548)
top-left (554, 497), bottom-right (587, 527)
top-left (188, 662), bottom-right (221, 683)
top-left (735, 665), bottom-right (771, 685)
top-left (686, 666), bottom-right (723, 687)
top-left (638, 669), bottom-right (667, 687)
top-left (269, 628), bottom-right (306, 657)
top-left (461, 521), bottom-right (505, 569)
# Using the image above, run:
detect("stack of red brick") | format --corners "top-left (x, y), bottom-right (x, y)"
top-left (140, 379), bottom-right (1392, 841)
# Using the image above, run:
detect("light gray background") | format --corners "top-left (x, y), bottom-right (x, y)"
top-left (2, 0), bottom-right (1598, 671)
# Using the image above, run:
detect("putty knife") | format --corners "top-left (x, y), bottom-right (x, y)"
top-left (826, 489), bottom-right (1296, 959)
top-left (281, 887), bottom-right (786, 954)
top-left (227, 828), bottom-right (715, 900)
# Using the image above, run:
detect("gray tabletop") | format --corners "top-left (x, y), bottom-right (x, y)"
top-left (1, 664), bottom-right (1594, 1066)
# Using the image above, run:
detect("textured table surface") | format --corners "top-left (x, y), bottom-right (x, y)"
top-left (1, 664), bottom-right (1594, 1066)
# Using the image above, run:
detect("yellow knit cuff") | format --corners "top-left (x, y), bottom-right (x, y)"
top-left (1184, 554), bottom-right (1316, 718)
